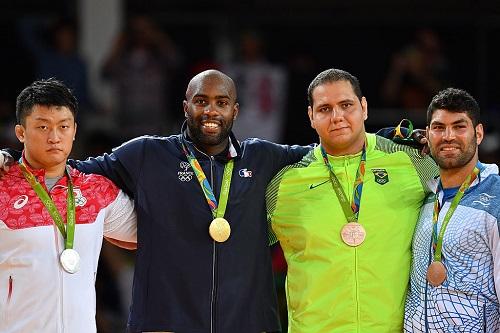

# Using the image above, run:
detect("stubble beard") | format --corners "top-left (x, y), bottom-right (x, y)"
top-left (187, 117), bottom-right (233, 148)
top-left (432, 138), bottom-right (477, 170)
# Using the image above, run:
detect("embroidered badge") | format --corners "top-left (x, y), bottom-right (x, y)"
top-left (238, 168), bottom-right (253, 178)
top-left (73, 188), bottom-right (87, 207)
top-left (473, 193), bottom-right (496, 207)
top-left (372, 168), bottom-right (389, 185)
top-left (178, 161), bottom-right (194, 182)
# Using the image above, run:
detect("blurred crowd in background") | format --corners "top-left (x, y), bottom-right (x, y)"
top-left (1, 1), bottom-right (499, 331)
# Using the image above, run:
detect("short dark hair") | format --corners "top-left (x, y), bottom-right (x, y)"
top-left (16, 78), bottom-right (78, 125)
top-left (427, 88), bottom-right (480, 126)
top-left (307, 68), bottom-right (363, 107)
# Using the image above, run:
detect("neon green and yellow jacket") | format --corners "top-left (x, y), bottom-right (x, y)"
top-left (266, 133), bottom-right (437, 333)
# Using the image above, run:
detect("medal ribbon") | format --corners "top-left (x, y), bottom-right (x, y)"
top-left (320, 142), bottom-right (367, 223)
top-left (19, 162), bottom-right (76, 249)
top-left (181, 142), bottom-right (234, 218)
top-left (394, 118), bottom-right (414, 141)
top-left (432, 166), bottom-right (480, 262)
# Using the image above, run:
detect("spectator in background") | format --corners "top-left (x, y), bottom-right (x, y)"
top-left (101, 14), bottom-right (181, 140)
top-left (223, 30), bottom-right (287, 142)
top-left (381, 28), bottom-right (449, 111)
top-left (18, 16), bottom-right (92, 111)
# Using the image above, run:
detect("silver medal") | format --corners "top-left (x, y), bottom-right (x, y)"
top-left (60, 249), bottom-right (81, 274)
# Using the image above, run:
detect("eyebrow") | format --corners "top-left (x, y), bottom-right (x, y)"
top-left (193, 94), bottom-right (230, 99)
top-left (32, 116), bottom-right (74, 123)
top-left (431, 119), bottom-right (468, 126)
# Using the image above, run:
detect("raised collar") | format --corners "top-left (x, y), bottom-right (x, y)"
top-left (16, 151), bottom-right (75, 184)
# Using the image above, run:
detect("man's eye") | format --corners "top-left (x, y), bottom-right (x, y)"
top-left (341, 103), bottom-right (352, 109)
top-left (194, 100), bottom-right (206, 105)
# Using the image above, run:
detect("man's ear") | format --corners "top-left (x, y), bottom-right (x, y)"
top-left (308, 106), bottom-right (315, 129)
top-left (475, 123), bottom-right (484, 145)
top-left (233, 102), bottom-right (239, 120)
top-left (183, 100), bottom-right (188, 118)
top-left (15, 124), bottom-right (26, 143)
top-left (361, 97), bottom-right (368, 121)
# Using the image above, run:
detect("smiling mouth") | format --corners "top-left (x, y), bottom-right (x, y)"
top-left (440, 146), bottom-right (460, 152)
top-left (203, 122), bottom-right (220, 129)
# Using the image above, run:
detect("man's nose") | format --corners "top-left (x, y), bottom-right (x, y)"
top-left (330, 107), bottom-right (344, 121)
top-left (443, 127), bottom-right (456, 140)
top-left (203, 103), bottom-right (218, 114)
top-left (47, 129), bottom-right (61, 143)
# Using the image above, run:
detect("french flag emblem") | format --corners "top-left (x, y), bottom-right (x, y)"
top-left (239, 168), bottom-right (253, 178)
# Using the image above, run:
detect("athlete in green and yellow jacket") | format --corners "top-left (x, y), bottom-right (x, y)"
top-left (266, 69), bottom-right (437, 333)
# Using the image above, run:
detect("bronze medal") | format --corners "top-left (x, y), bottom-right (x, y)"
top-left (60, 248), bottom-right (81, 274)
top-left (209, 217), bottom-right (231, 242)
top-left (427, 261), bottom-right (447, 287)
top-left (340, 222), bottom-right (366, 247)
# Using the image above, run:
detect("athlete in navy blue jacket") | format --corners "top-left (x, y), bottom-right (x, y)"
top-left (74, 70), bottom-right (310, 332)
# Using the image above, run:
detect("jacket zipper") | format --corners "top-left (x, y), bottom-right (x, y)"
top-left (483, 304), bottom-right (486, 332)
top-left (193, 146), bottom-right (221, 333)
top-left (208, 155), bottom-right (217, 333)
top-left (4, 276), bottom-right (13, 325)
top-left (7, 276), bottom-right (12, 303)
top-left (424, 229), bottom-right (433, 332)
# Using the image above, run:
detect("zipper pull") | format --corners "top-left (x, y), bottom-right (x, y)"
top-left (8, 276), bottom-right (13, 302)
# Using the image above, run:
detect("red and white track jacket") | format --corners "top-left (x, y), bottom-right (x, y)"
top-left (0, 163), bottom-right (136, 333)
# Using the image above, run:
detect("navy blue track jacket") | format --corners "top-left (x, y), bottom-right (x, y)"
top-left (73, 125), bottom-right (311, 333)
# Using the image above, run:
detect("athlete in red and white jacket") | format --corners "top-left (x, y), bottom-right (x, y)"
top-left (0, 162), bottom-right (136, 333)
top-left (0, 78), bottom-right (137, 333)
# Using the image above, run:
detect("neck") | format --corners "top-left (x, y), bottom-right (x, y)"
top-left (23, 154), bottom-right (67, 178)
top-left (322, 135), bottom-right (366, 156)
top-left (44, 167), bottom-right (67, 178)
top-left (192, 139), bottom-right (229, 157)
top-left (440, 158), bottom-right (478, 189)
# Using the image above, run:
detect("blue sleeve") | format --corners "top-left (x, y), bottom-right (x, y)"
top-left (71, 138), bottom-right (147, 197)
top-left (256, 140), bottom-right (313, 174)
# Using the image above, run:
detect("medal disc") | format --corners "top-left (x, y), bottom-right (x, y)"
top-left (427, 261), bottom-right (447, 287)
top-left (341, 222), bottom-right (366, 247)
top-left (60, 249), bottom-right (81, 274)
top-left (209, 217), bottom-right (231, 242)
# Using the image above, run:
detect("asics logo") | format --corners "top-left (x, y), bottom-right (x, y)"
top-left (13, 195), bottom-right (29, 209)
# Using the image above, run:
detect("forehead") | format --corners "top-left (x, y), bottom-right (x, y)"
top-left (312, 80), bottom-right (356, 104)
top-left (25, 105), bottom-right (75, 122)
top-left (188, 76), bottom-right (234, 99)
top-left (430, 109), bottom-right (472, 124)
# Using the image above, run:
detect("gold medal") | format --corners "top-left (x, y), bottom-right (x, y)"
top-left (341, 222), bottom-right (366, 247)
top-left (427, 261), bottom-right (447, 287)
top-left (209, 217), bottom-right (231, 242)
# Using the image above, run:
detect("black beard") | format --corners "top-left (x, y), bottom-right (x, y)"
top-left (186, 116), bottom-right (233, 150)
top-left (432, 139), bottom-right (477, 170)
